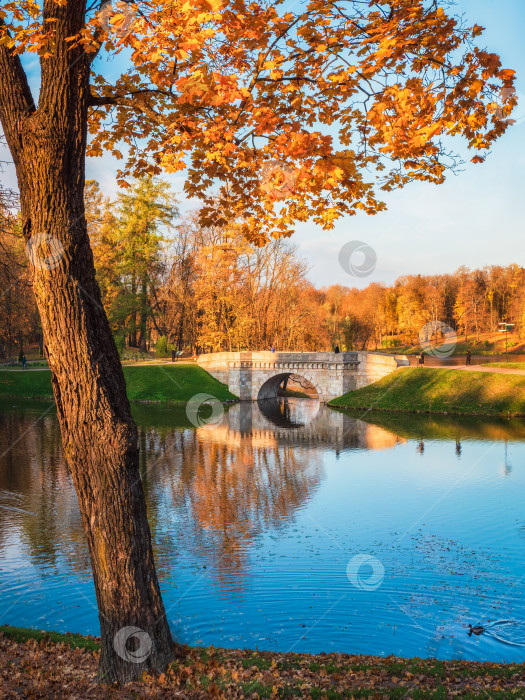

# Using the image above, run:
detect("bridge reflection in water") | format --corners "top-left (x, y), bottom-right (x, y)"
top-left (0, 398), bottom-right (403, 595)
top-left (2, 398), bottom-right (525, 654)
top-left (197, 398), bottom-right (405, 452)
top-left (166, 399), bottom-right (405, 587)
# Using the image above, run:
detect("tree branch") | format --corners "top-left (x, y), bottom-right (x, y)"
top-left (89, 93), bottom-right (165, 125)
top-left (0, 21), bottom-right (36, 140)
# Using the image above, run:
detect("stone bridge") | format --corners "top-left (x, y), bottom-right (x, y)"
top-left (197, 351), bottom-right (409, 402)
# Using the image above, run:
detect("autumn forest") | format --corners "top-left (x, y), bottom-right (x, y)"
top-left (0, 0), bottom-right (523, 690)
top-left (1, 176), bottom-right (523, 359)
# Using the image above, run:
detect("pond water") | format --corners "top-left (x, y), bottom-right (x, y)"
top-left (1, 398), bottom-right (525, 663)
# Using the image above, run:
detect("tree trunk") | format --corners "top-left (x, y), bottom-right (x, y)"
top-left (177, 302), bottom-right (186, 352)
top-left (0, 2), bottom-right (173, 684)
top-left (6, 288), bottom-right (12, 359)
top-left (138, 278), bottom-right (148, 352)
top-left (29, 201), bottom-right (173, 683)
top-left (130, 276), bottom-right (138, 347)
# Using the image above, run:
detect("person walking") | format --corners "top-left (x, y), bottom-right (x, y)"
top-left (334, 345), bottom-right (340, 354)
top-left (171, 349), bottom-right (175, 363)
top-left (22, 355), bottom-right (27, 370)
top-left (466, 348), bottom-right (471, 366)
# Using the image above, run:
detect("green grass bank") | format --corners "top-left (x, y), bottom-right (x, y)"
top-left (0, 364), bottom-right (237, 404)
top-left (485, 362), bottom-right (525, 370)
top-left (330, 367), bottom-right (525, 417)
top-left (1, 625), bottom-right (524, 698)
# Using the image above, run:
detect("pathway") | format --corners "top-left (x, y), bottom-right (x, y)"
top-left (411, 364), bottom-right (525, 376)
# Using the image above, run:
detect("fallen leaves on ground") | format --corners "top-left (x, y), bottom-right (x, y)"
top-left (1, 631), bottom-right (524, 698)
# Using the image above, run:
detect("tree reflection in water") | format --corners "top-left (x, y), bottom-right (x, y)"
top-left (141, 400), bottom-right (325, 590)
top-left (0, 398), bottom-right (407, 589)
top-left (0, 400), bottom-right (328, 591)
top-left (3, 399), bottom-right (521, 595)
top-left (0, 404), bottom-right (89, 576)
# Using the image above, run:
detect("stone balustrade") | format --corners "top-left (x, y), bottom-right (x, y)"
top-left (197, 351), bottom-right (409, 402)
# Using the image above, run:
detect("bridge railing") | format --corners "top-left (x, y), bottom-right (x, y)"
top-left (197, 351), bottom-right (360, 364)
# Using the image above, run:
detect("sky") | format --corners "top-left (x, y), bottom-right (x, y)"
top-left (292, 0), bottom-right (525, 288)
top-left (1, 0), bottom-right (524, 289)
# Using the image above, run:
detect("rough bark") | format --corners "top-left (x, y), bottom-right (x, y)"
top-left (0, 0), bottom-right (173, 683)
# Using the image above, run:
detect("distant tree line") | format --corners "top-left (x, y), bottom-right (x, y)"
top-left (324, 265), bottom-right (525, 351)
top-left (1, 178), bottom-right (523, 358)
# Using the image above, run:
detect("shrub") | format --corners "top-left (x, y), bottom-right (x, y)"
top-left (121, 350), bottom-right (150, 362)
top-left (155, 336), bottom-right (169, 357)
top-left (381, 338), bottom-right (402, 349)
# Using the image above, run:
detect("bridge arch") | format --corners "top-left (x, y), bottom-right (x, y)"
top-left (257, 372), bottom-right (320, 401)
top-left (196, 351), bottom-right (409, 402)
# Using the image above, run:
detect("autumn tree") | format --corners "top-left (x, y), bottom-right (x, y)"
top-left (84, 179), bottom-right (119, 316)
top-left (323, 284), bottom-right (347, 347)
top-left (86, 178), bottom-right (177, 351)
top-left (162, 213), bottom-right (325, 351)
top-left (323, 264), bottom-right (524, 351)
top-left (453, 266), bottom-right (478, 342)
top-left (0, 0), bottom-right (516, 683)
top-left (508, 266), bottom-right (525, 340)
top-left (115, 178), bottom-right (177, 350)
top-left (160, 215), bottom-right (201, 352)
top-left (0, 185), bottom-right (19, 358)
top-left (0, 182), bottom-right (36, 359)
top-left (361, 283), bottom-right (388, 349)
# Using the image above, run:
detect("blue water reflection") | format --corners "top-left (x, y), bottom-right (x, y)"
top-left (0, 398), bottom-right (524, 662)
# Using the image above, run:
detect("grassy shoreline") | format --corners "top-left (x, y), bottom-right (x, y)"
top-left (330, 409), bottom-right (525, 442)
top-left (0, 364), bottom-right (237, 404)
top-left (1, 625), bottom-right (524, 698)
top-left (484, 362), bottom-right (525, 370)
top-left (330, 368), bottom-right (525, 417)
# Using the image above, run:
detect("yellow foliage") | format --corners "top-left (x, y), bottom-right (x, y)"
top-left (0, 0), bottom-right (515, 244)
